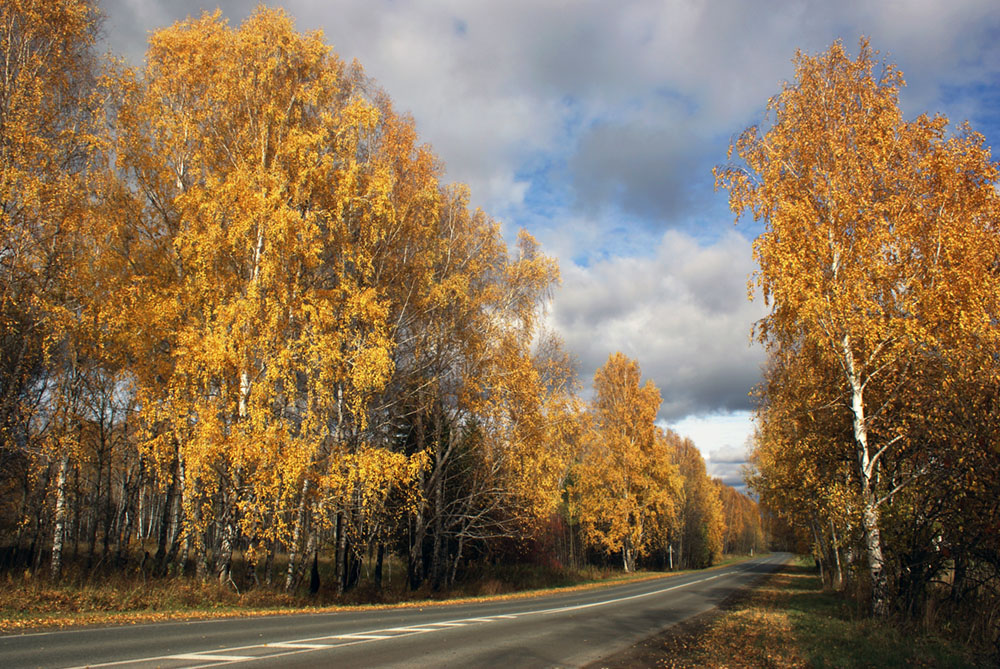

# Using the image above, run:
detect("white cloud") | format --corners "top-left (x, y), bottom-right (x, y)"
top-left (548, 228), bottom-right (766, 421)
top-left (666, 411), bottom-right (755, 489)
top-left (100, 1), bottom-right (1000, 218)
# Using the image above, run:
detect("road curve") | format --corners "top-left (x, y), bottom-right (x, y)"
top-left (1, 552), bottom-right (789, 669)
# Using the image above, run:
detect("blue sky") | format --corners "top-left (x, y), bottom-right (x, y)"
top-left (100, 0), bottom-right (1000, 488)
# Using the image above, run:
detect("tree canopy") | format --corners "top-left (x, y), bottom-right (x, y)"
top-left (719, 38), bottom-right (1000, 619)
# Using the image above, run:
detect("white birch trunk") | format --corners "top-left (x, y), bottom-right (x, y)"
top-left (843, 335), bottom-right (889, 616)
top-left (50, 453), bottom-right (71, 578)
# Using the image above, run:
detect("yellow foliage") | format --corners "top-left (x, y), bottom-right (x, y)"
top-left (573, 353), bottom-right (682, 570)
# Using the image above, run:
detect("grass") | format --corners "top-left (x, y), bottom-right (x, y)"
top-left (0, 554), bottom-right (759, 634)
top-left (596, 556), bottom-right (989, 668)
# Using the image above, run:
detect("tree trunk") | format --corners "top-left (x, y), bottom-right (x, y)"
top-left (810, 521), bottom-right (828, 588)
top-left (191, 482), bottom-right (209, 581)
top-left (830, 519), bottom-right (844, 591)
top-left (408, 517), bottom-right (426, 590)
top-left (284, 479), bottom-right (311, 592)
top-left (154, 453), bottom-right (178, 576)
top-left (677, 524), bottom-right (685, 569)
top-left (71, 464), bottom-right (81, 561)
top-left (216, 522), bottom-right (234, 586)
top-left (309, 551), bottom-right (320, 594)
top-left (297, 526), bottom-right (319, 592)
top-left (346, 548), bottom-right (361, 591)
top-left (431, 459), bottom-right (445, 590)
top-left (951, 554), bottom-right (967, 603)
top-left (88, 445), bottom-right (103, 564)
top-left (860, 496), bottom-right (888, 614)
top-left (164, 490), bottom-right (184, 573)
top-left (334, 511), bottom-right (346, 594)
top-left (843, 336), bottom-right (889, 616)
top-left (174, 458), bottom-right (189, 574)
top-left (430, 410), bottom-right (447, 591)
top-left (215, 498), bottom-right (235, 586)
top-left (449, 536), bottom-right (465, 587)
top-left (50, 453), bottom-right (71, 579)
top-left (263, 540), bottom-right (276, 587)
top-left (374, 543), bottom-right (384, 589)
top-left (243, 537), bottom-right (260, 588)
top-left (622, 536), bottom-right (635, 573)
top-left (408, 465), bottom-right (427, 590)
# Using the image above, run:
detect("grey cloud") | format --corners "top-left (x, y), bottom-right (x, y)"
top-left (708, 461), bottom-right (747, 490)
top-left (550, 230), bottom-right (766, 422)
top-left (569, 118), bottom-right (708, 223)
top-left (97, 0), bottom-right (1000, 220)
top-left (98, 0), bottom-right (255, 62)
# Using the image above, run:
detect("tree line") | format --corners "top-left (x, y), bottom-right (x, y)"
top-left (717, 38), bottom-right (1000, 637)
top-left (0, 1), bottom-right (764, 593)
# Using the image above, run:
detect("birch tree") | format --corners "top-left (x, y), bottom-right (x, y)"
top-left (0, 0), bottom-right (107, 578)
top-left (574, 353), bottom-right (681, 572)
top-left (717, 39), bottom-right (1000, 615)
top-left (115, 8), bottom-right (420, 582)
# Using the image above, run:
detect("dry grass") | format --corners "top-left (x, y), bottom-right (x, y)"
top-left (0, 558), bottom-right (713, 634)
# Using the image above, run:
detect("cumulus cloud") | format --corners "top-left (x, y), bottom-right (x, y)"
top-left (666, 413), bottom-right (755, 490)
top-left (100, 0), bottom-right (1000, 222)
top-left (549, 229), bottom-right (766, 422)
top-left (707, 445), bottom-right (752, 489)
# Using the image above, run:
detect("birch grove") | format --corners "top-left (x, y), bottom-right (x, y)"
top-left (0, 1), bottom-right (760, 591)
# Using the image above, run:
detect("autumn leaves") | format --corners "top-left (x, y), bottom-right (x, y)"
top-left (3, 1), bottom-right (755, 592)
top-left (719, 40), bottom-right (1000, 619)
top-left (108, 8), bottom-right (569, 588)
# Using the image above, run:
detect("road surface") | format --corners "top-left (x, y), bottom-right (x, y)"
top-left (1, 552), bottom-right (788, 668)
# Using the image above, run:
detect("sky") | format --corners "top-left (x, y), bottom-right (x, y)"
top-left (97, 0), bottom-right (1000, 490)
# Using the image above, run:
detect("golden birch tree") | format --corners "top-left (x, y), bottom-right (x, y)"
top-left (670, 435), bottom-right (723, 569)
top-left (574, 353), bottom-right (681, 572)
top-left (114, 8), bottom-right (422, 582)
top-left (0, 0), bottom-right (109, 577)
top-left (717, 39), bottom-right (1000, 615)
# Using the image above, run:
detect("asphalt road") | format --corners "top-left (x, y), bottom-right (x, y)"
top-left (1, 552), bottom-right (788, 668)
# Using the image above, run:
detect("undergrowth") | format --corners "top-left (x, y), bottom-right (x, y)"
top-left (0, 552), bottom-right (674, 632)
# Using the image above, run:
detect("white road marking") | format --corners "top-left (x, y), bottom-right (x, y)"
top-left (331, 633), bottom-right (392, 639)
top-left (426, 622), bottom-right (468, 627)
top-left (519, 573), bottom-right (723, 617)
top-left (169, 653), bottom-right (254, 661)
top-left (382, 626), bottom-right (439, 632)
top-left (265, 642), bottom-right (333, 649)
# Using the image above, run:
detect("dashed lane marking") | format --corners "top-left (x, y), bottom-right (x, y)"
top-left (425, 622), bottom-right (468, 627)
top-left (168, 653), bottom-right (255, 662)
top-left (265, 642), bottom-right (333, 649)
